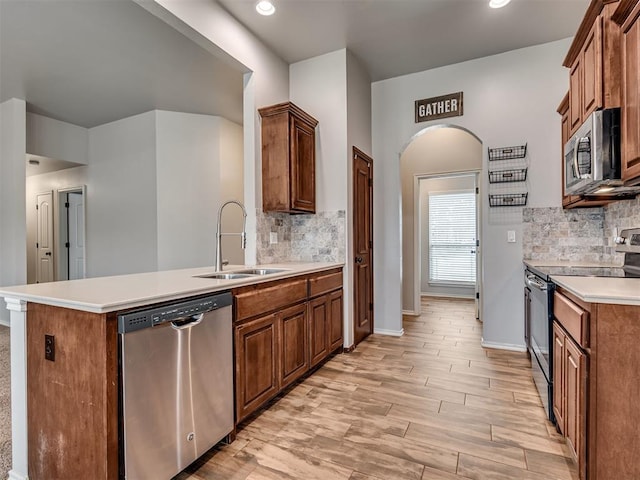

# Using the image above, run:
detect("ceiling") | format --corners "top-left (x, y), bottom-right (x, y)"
top-left (217, 0), bottom-right (590, 82)
top-left (0, 0), bottom-right (589, 133)
top-left (0, 0), bottom-right (244, 129)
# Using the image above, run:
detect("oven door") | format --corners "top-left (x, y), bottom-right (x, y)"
top-left (525, 271), bottom-right (555, 422)
top-left (525, 272), bottom-right (553, 377)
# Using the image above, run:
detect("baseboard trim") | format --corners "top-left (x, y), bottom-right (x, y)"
top-left (373, 328), bottom-right (404, 337)
top-left (401, 310), bottom-right (420, 316)
top-left (480, 339), bottom-right (527, 352)
top-left (343, 344), bottom-right (356, 353)
top-left (0, 319), bottom-right (9, 327)
top-left (9, 470), bottom-right (28, 480)
top-left (420, 292), bottom-right (475, 300)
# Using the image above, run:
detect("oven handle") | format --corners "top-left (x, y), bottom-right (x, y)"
top-left (525, 274), bottom-right (547, 292)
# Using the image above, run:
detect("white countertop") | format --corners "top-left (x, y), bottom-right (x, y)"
top-left (523, 260), bottom-right (640, 306)
top-left (549, 275), bottom-right (640, 306)
top-left (0, 262), bottom-right (343, 313)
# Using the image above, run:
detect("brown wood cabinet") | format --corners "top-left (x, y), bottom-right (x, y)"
top-left (26, 303), bottom-right (119, 480)
top-left (553, 288), bottom-right (640, 480)
top-left (233, 268), bottom-right (343, 423)
top-left (234, 313), bottom-right (280, 422)
top-left (613, 0), bottom-right (640, 185)
top-left (564, 0), bottom-right (621, 136)
top-left (552, 320), bottom-right (587, 469)
top-left (259, 102), bottom-right (318, 213)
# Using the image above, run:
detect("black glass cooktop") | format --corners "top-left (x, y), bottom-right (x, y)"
top-left (526, 264), bottom-right (637, 280)
top-left (538, 266), bottom-right (630, 278)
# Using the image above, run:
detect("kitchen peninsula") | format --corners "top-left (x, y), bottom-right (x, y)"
top-left (0, 262), bottom-right (344, 480)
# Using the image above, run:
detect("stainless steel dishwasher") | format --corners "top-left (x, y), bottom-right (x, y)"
top-left (118, 292), bottom-right (233, 479)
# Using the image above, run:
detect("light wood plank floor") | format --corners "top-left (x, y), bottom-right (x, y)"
top-left (176, 297), bottom-right (578, 480)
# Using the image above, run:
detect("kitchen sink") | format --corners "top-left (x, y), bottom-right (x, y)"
top-left (197, 273), bottom-right (256, 280)
top-left (235, 268), bottom-right (289, 275)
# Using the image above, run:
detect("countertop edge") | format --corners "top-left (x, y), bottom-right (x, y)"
top-left (0, 262), bottom-right (344, 314)
top-left (550, 275), bottom-right (640, 306)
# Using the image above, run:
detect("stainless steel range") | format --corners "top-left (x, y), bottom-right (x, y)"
top-left (524, 227), bottom-right (640, 422)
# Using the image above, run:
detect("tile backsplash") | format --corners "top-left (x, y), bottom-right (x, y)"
top-left (256, 210), bottom-right (346, 264)
top-left (523, 196), bottom-right (640, 264)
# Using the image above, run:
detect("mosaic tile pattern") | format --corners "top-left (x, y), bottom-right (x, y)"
top-left (523, 196), bottom-right (640, 264)
top-left (256, 210), bottom-right (346, 264)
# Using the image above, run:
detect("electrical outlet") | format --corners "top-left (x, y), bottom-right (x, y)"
top-left (45, 334), bottom-right (55, 361)
top-left (269, 232), bottom-right (278, 244)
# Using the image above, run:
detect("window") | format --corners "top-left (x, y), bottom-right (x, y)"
top-left (428, 190), bottom-right (476, 284)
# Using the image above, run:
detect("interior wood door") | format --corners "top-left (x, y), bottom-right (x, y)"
top-left (36, 191), bottom-right (54, 283)
top-left (353, 148), bottom-right (373, 345)
top-left (67, 191), bottom-right (85, 280)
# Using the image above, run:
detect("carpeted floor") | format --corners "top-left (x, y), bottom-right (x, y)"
top-left (0, 326), bottom-right (10, 479)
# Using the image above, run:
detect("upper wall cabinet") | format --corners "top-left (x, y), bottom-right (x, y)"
top-left (564, 0), bottom-right (622, 135)
top-left (259, 102), bottom-right (318, 214)
top-left (613, 0), bottom-right (640, 185)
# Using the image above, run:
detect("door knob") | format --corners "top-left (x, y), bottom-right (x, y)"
top-left (45, 252), bottom-right (52, 256)
top-left (355, 256), bottom-right (363, 264)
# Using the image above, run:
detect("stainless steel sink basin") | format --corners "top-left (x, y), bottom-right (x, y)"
top-left (235, 268), bottom-right (288, 275)
top-left (197, 273), bottom-right (256, 280)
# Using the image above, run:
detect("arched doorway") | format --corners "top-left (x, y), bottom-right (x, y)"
top-left (399, 124), bottom-right (483, 316)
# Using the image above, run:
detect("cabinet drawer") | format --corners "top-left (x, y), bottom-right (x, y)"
top-left (554, 291), bottom-right (589, 348)
top-left (235, 278), bottom-right (307, 321)
top-left (309, 269), bottom-right (342, 297)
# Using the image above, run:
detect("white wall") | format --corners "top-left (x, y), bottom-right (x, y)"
top-left (0, 99), bottom-right (27, 325)
top-left (218, 117), bottom-right (245, 266)
top-left (87, 111), bottom-right (158, 277)
top-left (26, 113), bottom-right (88, 164)
top-left (290, 49), bottom-right (372, 346)
top-left (372, 39), bottom-right (571, 349)
top-left (146, 0), bottom-right (290, 265)
top-left (290, 50), bottom-right (348, 212)
top-left (155, 112), bottom-right (244, 270)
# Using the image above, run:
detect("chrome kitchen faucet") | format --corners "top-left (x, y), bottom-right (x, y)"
top-left (215, 200), bottom-right (247, 271)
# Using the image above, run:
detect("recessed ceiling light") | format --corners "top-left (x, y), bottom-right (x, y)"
top-left (489, 0), bottom-right (511, 8)
top-left (256, 0), bottom-right (275, 16)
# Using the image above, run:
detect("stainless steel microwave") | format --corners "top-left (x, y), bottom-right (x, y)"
top-left (564, 108), bottom-right (621, 195)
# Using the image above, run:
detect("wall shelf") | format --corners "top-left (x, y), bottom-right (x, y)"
top-left (488, 144), bottom-right (527, 161)
top-left (489, 193), bottom-right (528, 207)
top-left (489, 168), bottom-right (528, 184)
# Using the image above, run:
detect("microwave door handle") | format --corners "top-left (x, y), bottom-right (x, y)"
top-left (572, 137), bottom-right (581, 179)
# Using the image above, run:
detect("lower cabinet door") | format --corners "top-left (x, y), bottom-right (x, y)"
top-left (235, 314), bottom-right (279, 422)
top-left (553, 322), bottom-right (566, 433)
top-left (329, 289), bottom-right (344, 351)
top-left (565, 334), bottom-right (586, 464)
top-left (280, 303), bottom-right (309, 388)
top-left (309, 296), bottom-right (330, 367)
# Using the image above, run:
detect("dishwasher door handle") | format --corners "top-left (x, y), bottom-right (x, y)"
top-left (525, 274), bottom-right (547, 292)
top-left (171, 313), bottom-right (205, 330)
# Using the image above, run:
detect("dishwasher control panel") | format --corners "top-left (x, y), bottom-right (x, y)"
top-left (118, 292), bottom-right (232, 333)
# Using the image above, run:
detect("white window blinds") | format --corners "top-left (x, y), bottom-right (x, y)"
top-left (428, 190), bottom-right (476, 284)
